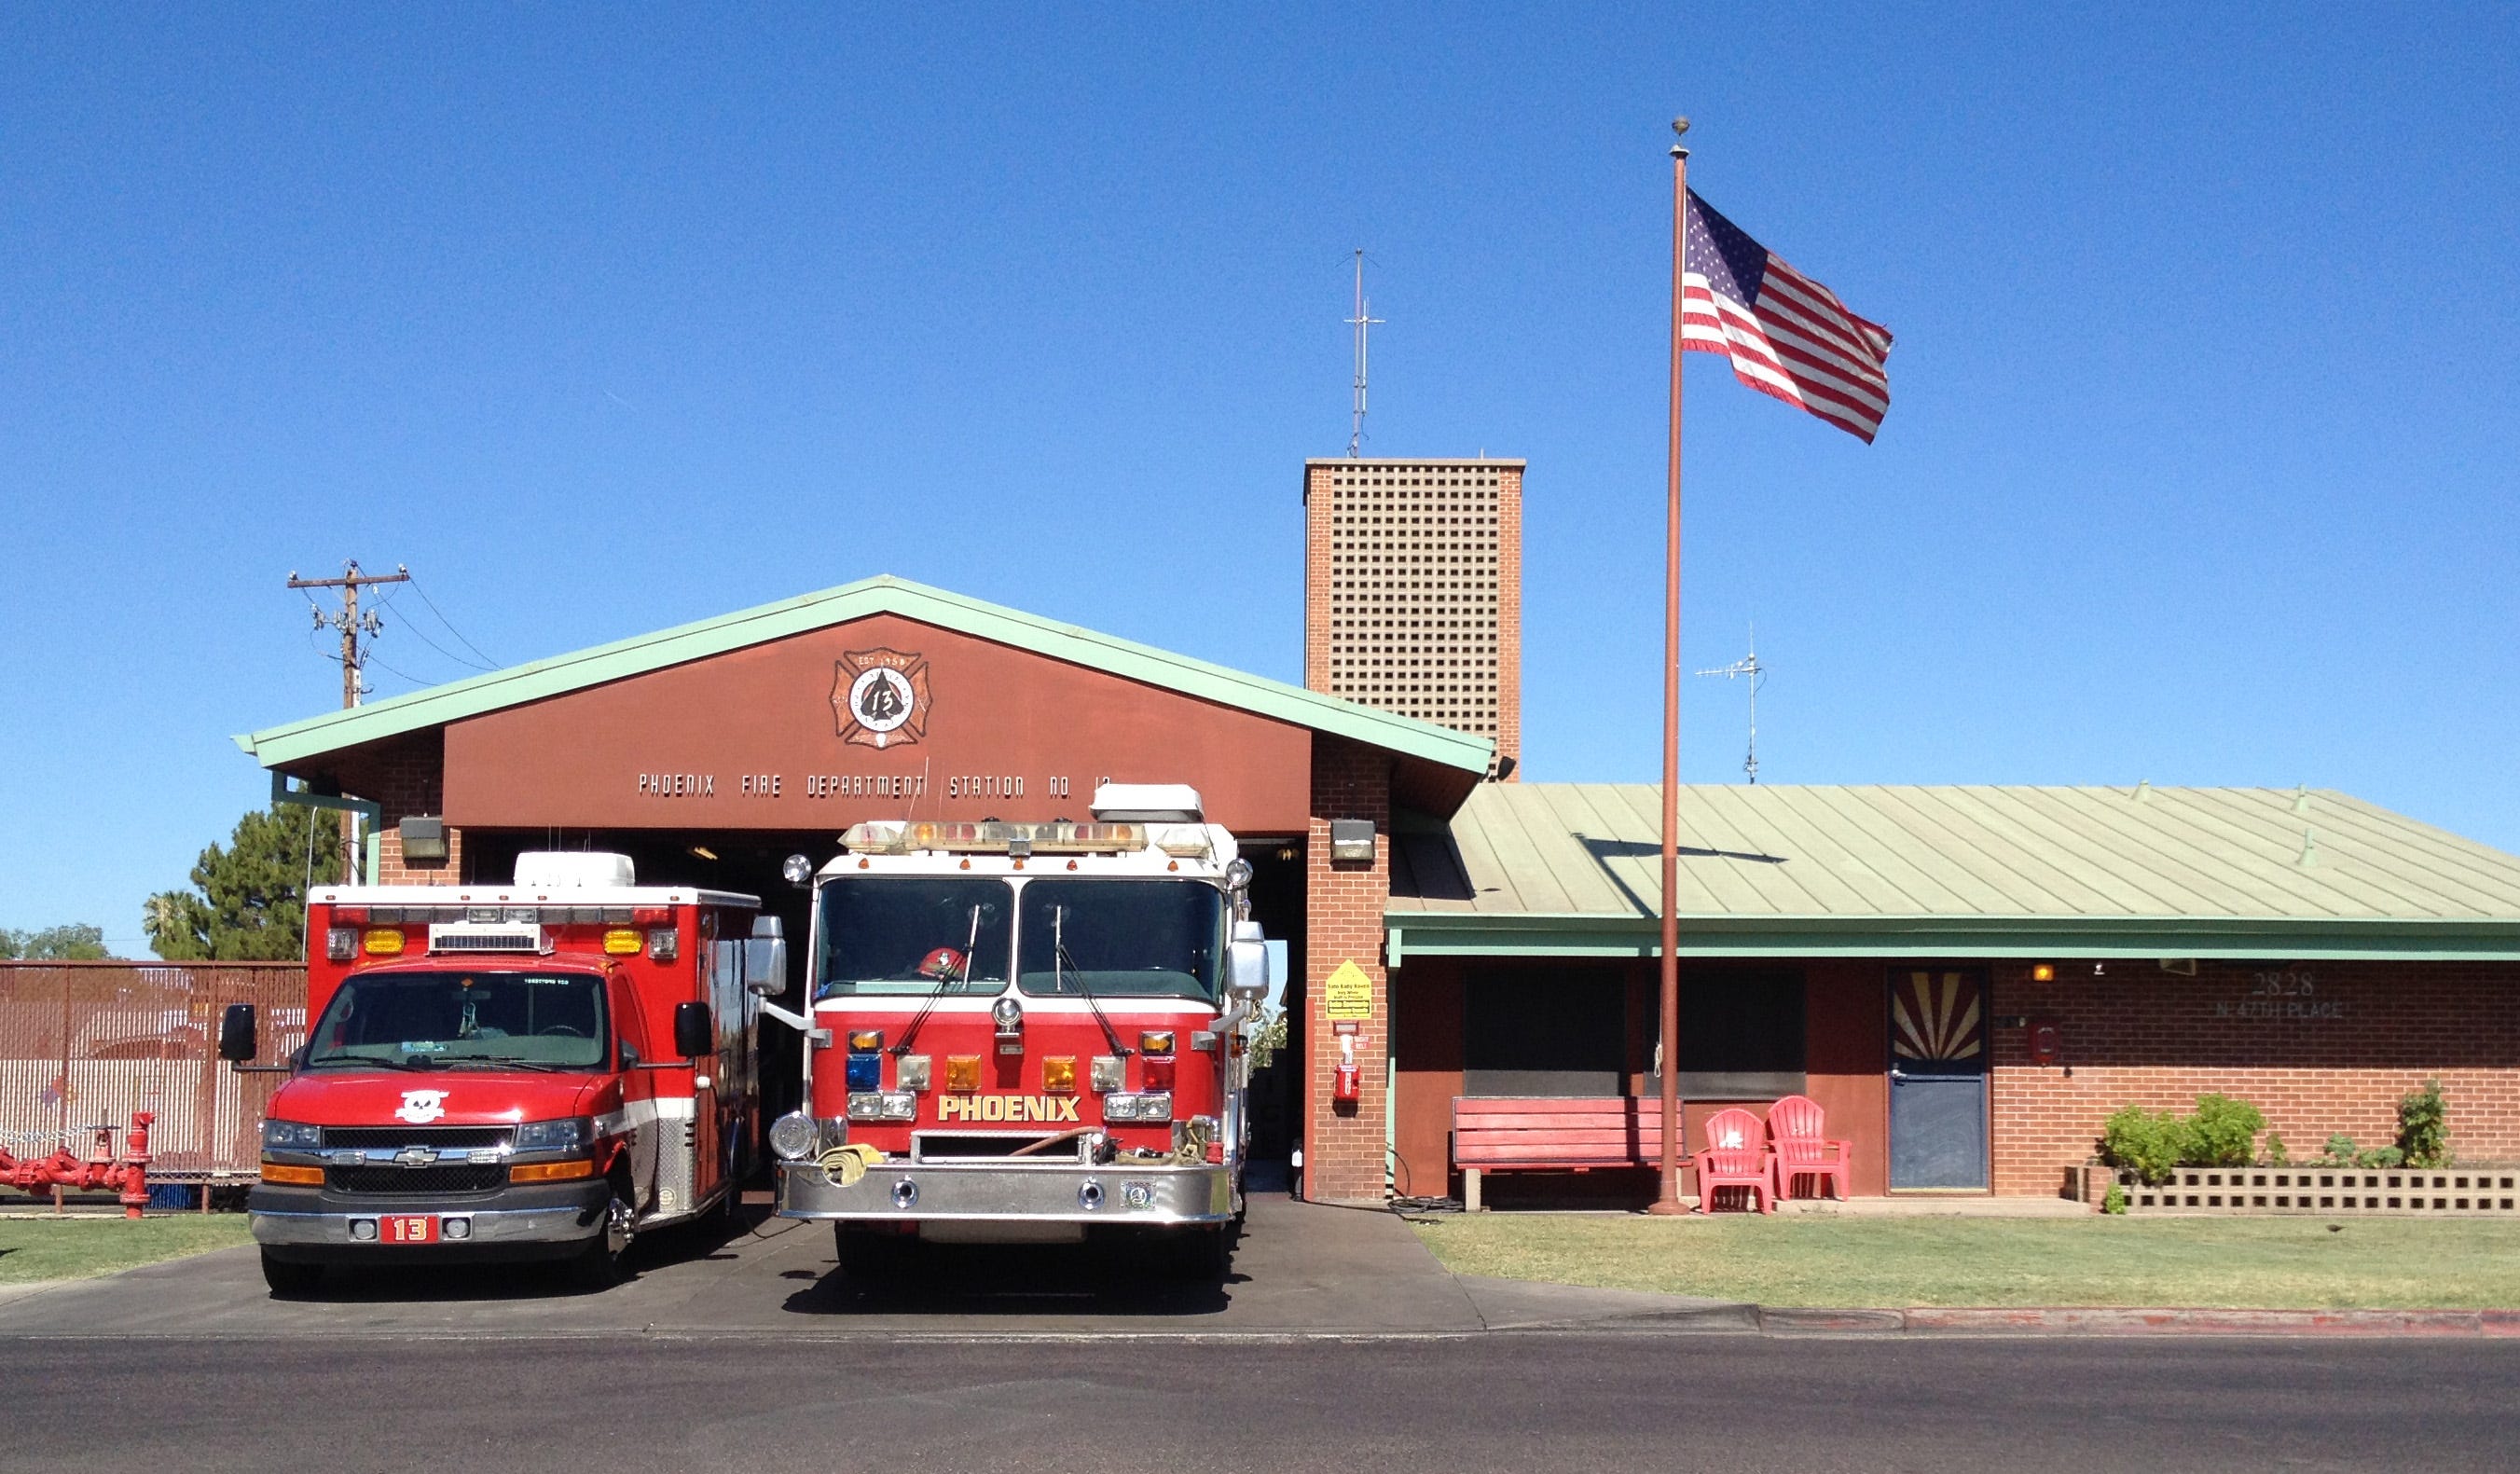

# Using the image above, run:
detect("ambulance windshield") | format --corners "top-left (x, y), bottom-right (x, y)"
top-left (304, 971), bottom-right (608, 1071)
top-left (815, 878), bottom-right (1012, 999)
top-left (1016, 879), bottom-right (1224, 1001)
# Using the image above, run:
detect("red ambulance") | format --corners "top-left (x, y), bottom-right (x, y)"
top-left (221, 852), bottom-right (780, 1293)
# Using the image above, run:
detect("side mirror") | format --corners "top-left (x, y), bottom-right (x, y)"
top-left (1226, 939), bottom-right (1271, 1003)
top-left (218, 1003), bottom-right (258, 1064)
top-left (745, 918), bottom-right (789, 998)
top-left (673, 1000), bottom-right (713, 1060)
top-left (618, 1040), bottom-right (640, 1070)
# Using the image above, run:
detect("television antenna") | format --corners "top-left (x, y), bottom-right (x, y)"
top-left (1346, 248), bottom-right (1382, 457)
top-left (1695, 623), bottom-right (1769, 783)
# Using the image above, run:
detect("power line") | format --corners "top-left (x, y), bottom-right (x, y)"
top-left (372, 584), bottom-right (496, 675)
top-left (404, 574), bottom-right (499, 668)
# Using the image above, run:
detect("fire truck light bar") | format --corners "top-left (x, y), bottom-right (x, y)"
top-left (841, 820), bottom-right (1148, 856)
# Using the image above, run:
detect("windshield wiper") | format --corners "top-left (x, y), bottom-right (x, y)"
top-left (894, 902), bottom-right (984, 1057)
top-left (306, 1054), bottom-right (438, 1072)
top-left (1053, 905), bottom-right (1129, 1058)
top-left (444, 1055), bottom-right (572, 1073)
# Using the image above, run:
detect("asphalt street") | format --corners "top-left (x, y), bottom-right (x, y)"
top-left (7, 1197), bottom-right (2517, 1471)
top-left (8, 1332), bottom-right (2518, 1473)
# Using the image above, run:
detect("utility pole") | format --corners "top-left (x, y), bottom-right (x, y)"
top-left (287, 560), bottom-right (408, 879)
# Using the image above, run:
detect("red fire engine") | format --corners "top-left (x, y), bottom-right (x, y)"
top-left (219, 852), bottom-right (782, 1294)
top-left (767, 784), bottom-right (1271, 1277)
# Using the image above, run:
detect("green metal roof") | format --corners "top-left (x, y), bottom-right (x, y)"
top-left (1388, 783), bottom-right (2520, 961)
top-left (235, 574), bottom-right (1494, 777)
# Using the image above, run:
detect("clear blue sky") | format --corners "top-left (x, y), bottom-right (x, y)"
top-left (5, 6), bottom-right (2515, 951)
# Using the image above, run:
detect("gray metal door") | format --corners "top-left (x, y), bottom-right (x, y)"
top-left (1888, 969), bottom-right (1988, 1190)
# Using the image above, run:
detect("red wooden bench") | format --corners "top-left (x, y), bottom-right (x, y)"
top-left (1451, 1097), bottom-right (1665, 1211)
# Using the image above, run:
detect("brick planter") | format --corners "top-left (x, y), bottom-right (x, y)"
top-left (2109, 1164), bottom-right (2520, 1215)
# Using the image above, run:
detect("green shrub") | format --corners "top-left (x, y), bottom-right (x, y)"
top-left (2099, 1106), bottom-right (2186, 1184)
top-left (2100, 1183), bottom-right (2128, 1215)
top-left (2184, 1094), bottom-right (2265, 1167)
top-left (2357, 1145), bottom-right (2406, 1169)
top-left (2320, 1134), bottom-right (2358, 1165)
top-left (2397, 1079), bottom-right (2450, 1167)
top-left (2264, 1132), bottom-right (2289, 1166)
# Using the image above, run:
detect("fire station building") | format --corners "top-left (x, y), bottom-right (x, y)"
top-left (236, 572), bottom-right (2520, 1206)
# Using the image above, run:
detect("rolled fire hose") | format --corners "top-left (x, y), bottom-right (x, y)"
top-left (815, 1142), bottom-right (888, 1186)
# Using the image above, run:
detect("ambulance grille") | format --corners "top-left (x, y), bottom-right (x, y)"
top-left (327, 1164), bottom-right (509, 1195)
top-left (323, 1126), bottom-right (512, 1150)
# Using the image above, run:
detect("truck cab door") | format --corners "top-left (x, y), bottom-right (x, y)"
top-left (610, 978), bottom-right (659, 1212)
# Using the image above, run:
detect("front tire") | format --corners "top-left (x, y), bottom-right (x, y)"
top-left (259, 1249), bottom-right (324, 1297)
top-left (569, 1188), bottom-right (636, 1289)
top-left (1167, 1224), bottom-right (1234, 1282)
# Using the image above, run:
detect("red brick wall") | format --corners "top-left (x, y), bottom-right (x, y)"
top-left (1303, 736), bottom-right (1392, 1203)
top-left (309, 733), bottom-right (463, 885)
top-left (1494, 464), bottom-right (1522, 778)
top-left (1302, 463), bottom-right (1335, 695)
top-left (1991, 958), bottom-right (2520, 1196)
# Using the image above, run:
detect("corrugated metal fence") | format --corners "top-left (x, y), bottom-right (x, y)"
top-left (0, 961), bottom-right (307, 1178)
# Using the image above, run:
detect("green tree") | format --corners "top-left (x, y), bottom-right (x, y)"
top-left (0, 923), bottom-right (112, 959)
top-left (144, 805), bottom-right (347, 961)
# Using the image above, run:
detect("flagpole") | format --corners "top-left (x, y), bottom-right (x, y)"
top-left (1646, 117), bottom-right (1691, 1217)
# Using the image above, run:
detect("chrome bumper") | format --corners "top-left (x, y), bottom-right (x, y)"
top-left (776, 1157), bottom-right (1235, 1225)
top-left (251, 1205), bottom-right (601, 1247)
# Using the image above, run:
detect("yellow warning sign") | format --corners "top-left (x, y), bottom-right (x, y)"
top-left (1322, 960), bottom-right (1374, 1021)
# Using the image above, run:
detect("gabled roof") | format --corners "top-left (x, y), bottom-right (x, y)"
top-left (1388, 784), bottom-right (2520, 961)
top-left (236, 574), bottom-right (1494, 778)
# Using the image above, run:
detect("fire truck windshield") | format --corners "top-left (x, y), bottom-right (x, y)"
top-left (304, 971), bottom-right (609, 1071)
top-left (1016, 879), bottom-right (1224, 1001)
top-left (814, 878), bottom-right (1012, 999)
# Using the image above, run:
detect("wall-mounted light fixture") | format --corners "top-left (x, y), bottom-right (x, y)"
top-left (397, 816), bottom-right (448, 863)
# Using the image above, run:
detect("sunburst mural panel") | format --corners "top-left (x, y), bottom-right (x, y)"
top-left (1892, 970), bottom-right (1983, 1064)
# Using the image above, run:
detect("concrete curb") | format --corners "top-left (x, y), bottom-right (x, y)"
top-left (1760, 1305), bottom-right (2520, 1338)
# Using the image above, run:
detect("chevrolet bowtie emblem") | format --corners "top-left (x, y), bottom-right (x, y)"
top-left (393, 1146), bottom-right (438, 1168)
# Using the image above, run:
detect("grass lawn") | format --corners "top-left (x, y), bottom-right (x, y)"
top-left (0, 1215), bottom-right (254, 1286)
top-left (1410, 1213), bottom-right (2520, 1310)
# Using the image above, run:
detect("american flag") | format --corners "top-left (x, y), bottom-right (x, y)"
top-left (1682, 189), bottom-right (1893, 442)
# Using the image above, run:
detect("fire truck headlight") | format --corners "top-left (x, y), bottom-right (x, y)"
top-left (1090, 1056), bottom-right (1124, 1093)
top-left (1102, 1094), bottom-right (1173, 1123)
top-left (781, 854), bottom-right (814, 888)
top-left (1224, 858), bottom-right (1253, 891)
top-left (898, 1054), bottom-right (932, 1092)
top-left (261, 1120), bottom-right (322, 1151)
top-left (848, 1092), bottom-right (916, 1123)
top-left (769, 1110), bottom-right (823, 1162)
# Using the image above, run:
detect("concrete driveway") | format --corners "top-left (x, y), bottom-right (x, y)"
top-left (0, 1194), bottom-right (1748, 1339)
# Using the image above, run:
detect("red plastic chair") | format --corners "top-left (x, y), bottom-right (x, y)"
top-left (1692, 1107), bottom-right (1774, 1214)
top-left (1767, 1093), bottom-right (1853, 1202)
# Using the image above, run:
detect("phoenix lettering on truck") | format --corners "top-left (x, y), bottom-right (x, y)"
top-left (219, 852), bottom-right (783, 1295)
top-left (767, 783), bottom-right (1272, 1280)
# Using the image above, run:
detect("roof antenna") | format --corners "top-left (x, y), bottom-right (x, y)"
top-left (1346, 248), bottom-right (1383, 457)
top-left (1695, 621), bottom-right (1769, 783)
